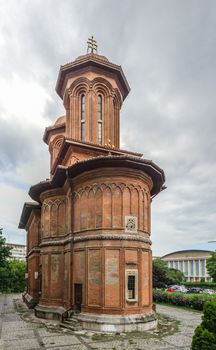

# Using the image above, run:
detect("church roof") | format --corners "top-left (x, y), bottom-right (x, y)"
top-left (28, 155), bottom-right (165, 203)
top-left (162, 241), bottom-right (216, 258)
top-left (54, 115), bottom-right (66, 126)
top-left (55, 53), bottom-right (130, 100)
top-left (18, 202), bottom-right (41, 229)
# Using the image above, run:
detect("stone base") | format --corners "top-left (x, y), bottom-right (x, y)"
top-left (76, 312), bottom-right (158, 333)
top-left (35, 304), bottom-right (67, 321)
top-left (22, 292), bottom-right (39, 309)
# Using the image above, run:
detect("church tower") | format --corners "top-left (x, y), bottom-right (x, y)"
top-left (19, 37), bottom-right (165, 332)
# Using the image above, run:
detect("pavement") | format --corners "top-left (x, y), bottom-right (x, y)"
top-left (0, 293), bottom-right (202, 350)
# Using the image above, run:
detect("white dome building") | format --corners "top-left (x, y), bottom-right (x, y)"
top-left (161, 241), bottom-right (216, 282)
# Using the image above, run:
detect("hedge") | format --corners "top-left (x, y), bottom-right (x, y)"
top-left (184, 282), bottom-right (216, 290)
top-left (153, 289), bottom-right (216, 310)
top-left (191, 302), bottom-right (216, 349)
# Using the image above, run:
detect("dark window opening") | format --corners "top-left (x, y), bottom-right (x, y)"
top-left (128, 275), bottom-right (135, 299)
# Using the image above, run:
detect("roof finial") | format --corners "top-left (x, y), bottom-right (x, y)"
top-left (87, 35), bottom-right (98, 54)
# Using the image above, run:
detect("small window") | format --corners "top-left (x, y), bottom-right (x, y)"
top-left (81, 94), bottom-right (85, 141)
top-left (98, 95), bottom-right (102, 144)
top-left (126, 270), bottom-right (138, 301)
top-left (128, 275), bottom-right (135, 299)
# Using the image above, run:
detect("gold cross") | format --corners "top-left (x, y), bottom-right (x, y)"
top-left (87, 36), bottom-right (98, 54)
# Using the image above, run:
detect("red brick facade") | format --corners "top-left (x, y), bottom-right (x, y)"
top-left (19, 50), bottom-right (165, 331)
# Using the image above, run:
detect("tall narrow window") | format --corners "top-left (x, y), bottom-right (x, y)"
top-left (81, 94), bottom-right (85, 141)
top-left (98, 94), bottom-right (102, 145)
top-left (126, 270), bottom-right (138, 301)
top-left (128, 275), bottom-right (135, 299)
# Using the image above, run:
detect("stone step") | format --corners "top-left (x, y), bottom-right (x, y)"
top-left (60, 316), bottom-right (83, 331)
top-left (66, 317), bottom-right (80, 323)
top-left (60, 321), bottom-right (82, 331)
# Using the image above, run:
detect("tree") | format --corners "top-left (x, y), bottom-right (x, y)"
top-left (0, 228), bottom-right (26, 292)
top-left (0, 259), bottom-right (26, 292)
top-left (153, 258), bottom-right (170, 288)
top-left (0, 228), bottom-right (11, 267)
top-left (206, 252), bottom-right (216, 282)
top-left (166, 268), bottom-right (185, 285)
top-left (153, 258), bottom-right (185, 288)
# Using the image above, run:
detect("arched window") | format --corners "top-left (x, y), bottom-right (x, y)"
top-left (81, 94), bottom-right (85, 141)
top-left (98, 95), bottom-right (102, 145)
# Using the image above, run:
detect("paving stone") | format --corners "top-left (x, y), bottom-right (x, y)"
top-left (0, 295), bottom-right (203, 350)
top-left (178, 325), bottom-right (195, 335)
top-left (3, 338), bottom-right (40, 350)
top-left (37, 328), bottom-right (61, 337)
top-left (89, 340), bottom-right (126, 349)
top-left (2, 329), bottom-right (35, 340)
top-left (41, 334), bottom-right (81, 347)
top-left (2, 320), bottom-right (35, 332)
top-left (163, 334), bottom-right (192, 347)
top-left (46, 346), bottom-right (86, 350)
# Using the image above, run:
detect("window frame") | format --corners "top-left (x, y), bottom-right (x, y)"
top-left (125, 269), bottom-right (138, 302)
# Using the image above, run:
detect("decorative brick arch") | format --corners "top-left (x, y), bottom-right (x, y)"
top-left (50, 136), bottom-right (64, 165)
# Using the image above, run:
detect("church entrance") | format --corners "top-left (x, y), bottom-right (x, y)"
top-left (74, 284), bottom-right (82, 312)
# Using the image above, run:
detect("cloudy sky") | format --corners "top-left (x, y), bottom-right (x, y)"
top-left (0, 0), bottom-right (215, 256)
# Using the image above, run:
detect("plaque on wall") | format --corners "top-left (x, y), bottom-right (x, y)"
top-left (125, 216), bottom-right (137, 233)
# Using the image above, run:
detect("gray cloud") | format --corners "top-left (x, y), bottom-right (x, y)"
top-left (0, 0), bottom-right (215, 253)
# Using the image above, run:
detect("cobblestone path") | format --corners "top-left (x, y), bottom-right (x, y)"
top-left (0, 294), bottom-right (201, 350)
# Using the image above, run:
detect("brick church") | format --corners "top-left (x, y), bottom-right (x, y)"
top-left (19, 37), bottom-right (165, 332)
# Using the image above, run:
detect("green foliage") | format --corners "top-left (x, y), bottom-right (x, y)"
top-left (192, 302), bottom-right (216, 350)
top-left (153, 258), bottom-right (185, 288)
top-left (153, 290), bottom-right (215, 310)
top-left (191, 326), bottom-right (216, 350)
top-left (206, 252), bottom-right (216, 282)
top-left (0, 259), bottom-right (26, 292)
top-left (153, 258), bottom-right (169, 288)
top-left (166, 268), bottom-right (185, 285)
top-left (0, 228), bottom-right (11, 267)
top-left (201, 301), bottom-right (216, 333)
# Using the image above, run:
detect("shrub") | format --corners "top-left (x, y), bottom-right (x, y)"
top-left (191, 302), bottom-right (216, 350)
top-left (184, 282), bottom-right (216, 290)
top-left (191, 326), bottom-right (216, 350)
top-left (201, 301), bottom-right (216, 333)
top-left (153, 290), bottom-right (215, 311)
top-left (191, 297), bottom-right (207, 311)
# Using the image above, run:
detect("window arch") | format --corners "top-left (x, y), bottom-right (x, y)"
top-left (98, 94), bottom-right (102, 145)
top-left (81, 94), bottom-right (85, 141)
top-left (52, 137), bottom-right (64, 163)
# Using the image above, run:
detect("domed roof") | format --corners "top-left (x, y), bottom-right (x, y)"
top-left (55, 52), bottom-right (130, 100)
top-left (75, 53), bottom-right (109, 63)
top-left (54, 115), bottom-right (66, 126)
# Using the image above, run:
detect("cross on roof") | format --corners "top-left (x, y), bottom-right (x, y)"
top-left (87, 36), bottom-right (98, 54)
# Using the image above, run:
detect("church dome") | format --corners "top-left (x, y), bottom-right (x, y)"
top-left (54, 115), bottom-right (66, 126)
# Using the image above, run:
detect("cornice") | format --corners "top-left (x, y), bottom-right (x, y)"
top-left (55, 54), bottom-right (130, 100)
top-left (39, 233), bottom-right (151, 248)
top-left (29, 155), bottom-right (165, 203)
top-left (18, 202), bottom-right (41, 229)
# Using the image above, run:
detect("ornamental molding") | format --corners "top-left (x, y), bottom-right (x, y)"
top-left (27, 247), bottom-right (40, 257)
top-left (71, 168), bottom-right (153, 193)
top-left (39, 233), bottom-right (151, 248)
top-left (73, 234), bottom-right (151, 244)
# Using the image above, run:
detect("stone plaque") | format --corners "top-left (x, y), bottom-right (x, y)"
top-left (125, 216), bottom-right (137, 233)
